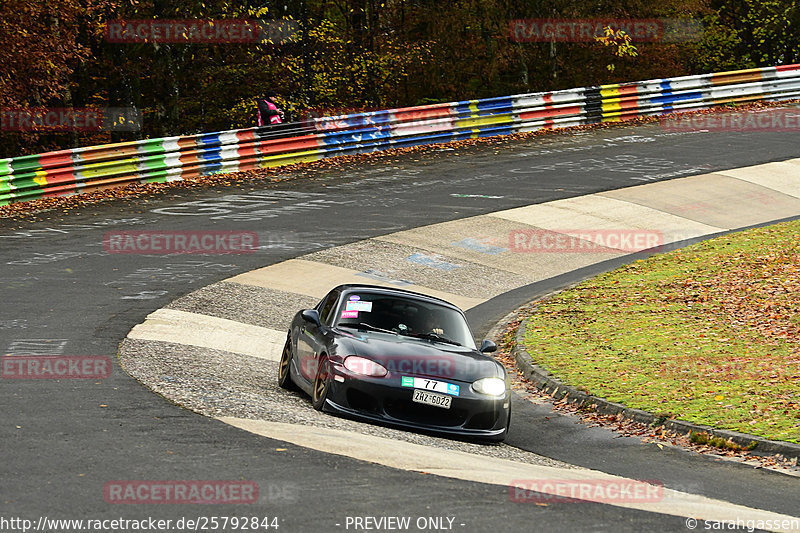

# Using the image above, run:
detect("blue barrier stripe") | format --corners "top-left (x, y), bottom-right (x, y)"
top-left (474, 125), bottom-right (514, 137)
top-left (453, 101), bottom-right (514, 116)
top-left (198, 133), bottom-right (223, 147)
top-left (649, 91), bottom-right (704, 104)
top-left (318, 128), bottom-right (393, 146)
top-left (389, 131), bottom-right (458, 147)
top-left (315, 111), bottom-right (393, 129)
top-left (199, 162), bottom-right (224, 174)
top-left (198, 148), bottom-right (222, 162)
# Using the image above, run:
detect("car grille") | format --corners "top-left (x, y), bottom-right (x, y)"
top-left (383, 398), bottom-right (468, 427)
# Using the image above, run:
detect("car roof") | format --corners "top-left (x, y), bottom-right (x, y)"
top-left (330, 284), bottom-right (462, 311)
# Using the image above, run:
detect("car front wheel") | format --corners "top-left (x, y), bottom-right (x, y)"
top-left (311, 357), bottom-right (331, 410)
top-left (278, 337), bottom-right (298, 391)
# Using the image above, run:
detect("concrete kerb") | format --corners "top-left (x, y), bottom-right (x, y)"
top-left (501, 302), bottom-right (800, 461)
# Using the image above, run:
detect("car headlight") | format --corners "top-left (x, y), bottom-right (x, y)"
top-left (344, 356), bottom-right (388, 377)
top-left (472, 377), bottom-right (506, 397)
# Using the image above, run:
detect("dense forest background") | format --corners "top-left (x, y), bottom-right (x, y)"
top-left (1, 0), bottom-right (798, 157)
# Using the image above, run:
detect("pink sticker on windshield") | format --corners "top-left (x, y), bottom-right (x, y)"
top-left (341, 310), bottom-right (359, 319)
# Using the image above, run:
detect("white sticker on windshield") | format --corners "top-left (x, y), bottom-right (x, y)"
top-left (345, 301), bottom-right (372, 312)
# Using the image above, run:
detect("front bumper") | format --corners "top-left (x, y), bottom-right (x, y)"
top-left (322, 364), bottom-right (510, 440)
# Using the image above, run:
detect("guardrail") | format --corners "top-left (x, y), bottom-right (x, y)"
top-left (2, 64), bottom-right (799, 206)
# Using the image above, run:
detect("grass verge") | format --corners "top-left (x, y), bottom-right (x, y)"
top-left (522, 219), bottom-right (800, 443)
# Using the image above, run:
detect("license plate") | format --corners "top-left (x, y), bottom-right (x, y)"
top-left (412, 389), bottom-right (451, 409)
top-left (401, 376), bottom-right (460, 396)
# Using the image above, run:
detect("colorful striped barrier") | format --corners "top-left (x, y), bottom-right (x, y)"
top-left (2, 64), bottom-right (799, 206)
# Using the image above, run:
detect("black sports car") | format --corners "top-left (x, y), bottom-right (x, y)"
top-left (278, 284), bottom-right (511, 441)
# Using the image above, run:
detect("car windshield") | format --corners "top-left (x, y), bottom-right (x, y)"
top-left (334, 292), bottom-right (477, 350)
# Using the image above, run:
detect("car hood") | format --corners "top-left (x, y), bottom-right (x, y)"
top-left (336, 330), bottom-right (503, 382)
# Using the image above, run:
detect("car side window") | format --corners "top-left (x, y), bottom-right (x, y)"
top-left (318, 291), bottom-right (340, 326)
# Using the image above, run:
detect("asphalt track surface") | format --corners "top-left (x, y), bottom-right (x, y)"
top-left (2, 117), bottom-right (800, 532)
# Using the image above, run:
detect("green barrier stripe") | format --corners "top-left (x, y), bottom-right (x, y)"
top-left (136, 140), bottom-right (172, 183)
top-left (137, 138), bottom-right (168, 154)
top-left (139, 169), bottom-right (170, 183)
top-left (139, 153), bottom-right (168, 172)
top-left (0, 159), bottom-right (11, 177)
top-left (10, 153), bottom-right (44, 174)
top-left (0, 159), bottom-right (14, 205)
top-left (6, 175), bottom-right (43, 201)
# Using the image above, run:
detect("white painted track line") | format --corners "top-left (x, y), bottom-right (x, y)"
top-left (490, 194), bottom-right (724, 245)
top-left (227, 258), bottom-right (485, 310)
top-left (716, 161), bottom-right (800, 198)
top-left (128, 308), bottom-right (286, 361)
top-left (220, 417), bottom-right (799, 532)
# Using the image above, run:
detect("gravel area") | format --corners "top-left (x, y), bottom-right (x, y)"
top-left (304, 239), bottom-right (525, 300)
top-left (119, 337), bottom-right (575, 468)
top-left (166, 282), bottom-right (319, 331)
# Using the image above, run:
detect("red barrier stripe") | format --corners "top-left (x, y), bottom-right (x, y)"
top-left (257, 135), bottom-right (319, 155)
top-left (520, 105), bottom-right (581, 120)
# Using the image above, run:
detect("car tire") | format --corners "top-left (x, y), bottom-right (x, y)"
top-left (311, 356), bottom-right (331, 411)
top-left (278, 337), bottom-right (299, 391)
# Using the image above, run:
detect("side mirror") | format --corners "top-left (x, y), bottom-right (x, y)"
top-left (479, 339), bottom-right (497, 353)
top-left (301, 309), bottom-right (322, 328)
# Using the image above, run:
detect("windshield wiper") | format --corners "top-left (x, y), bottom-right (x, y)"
top-left (338, 323), bottom-right (398, 335)
top-left (411, 332), bottom-right (463, 347)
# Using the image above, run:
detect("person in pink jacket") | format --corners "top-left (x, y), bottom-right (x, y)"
top-left (256, 92), bottom-right (285, 126)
